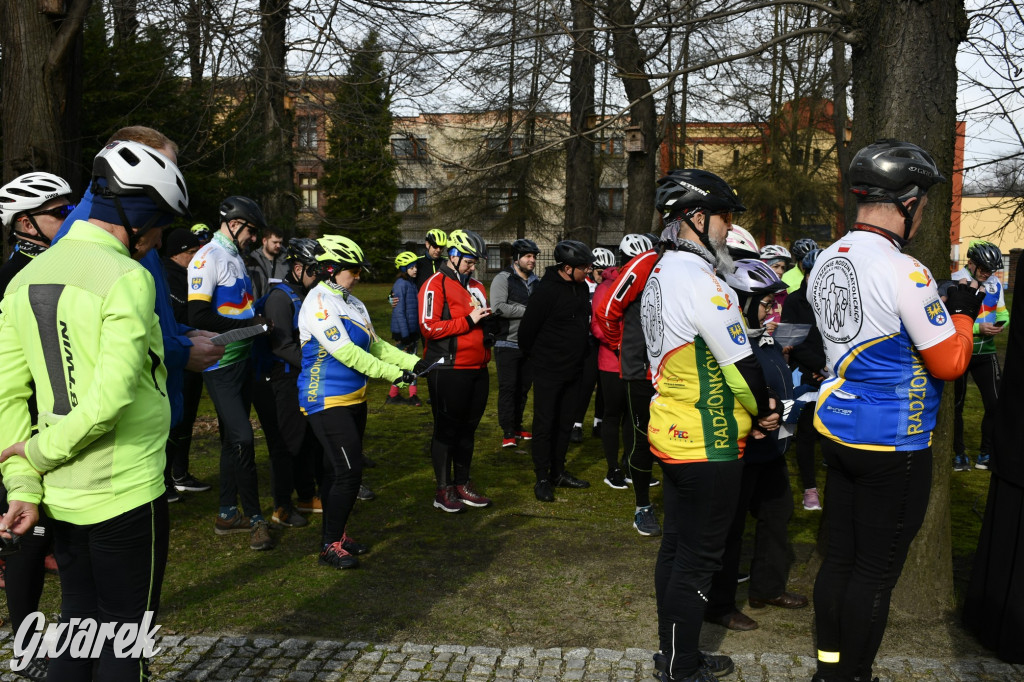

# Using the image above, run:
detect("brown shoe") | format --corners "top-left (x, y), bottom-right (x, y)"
top-left (705, 609), bottom-right (759, 631)
top-left (748, 592), bottom-right (808, 609)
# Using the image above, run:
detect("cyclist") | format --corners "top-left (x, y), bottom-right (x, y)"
top-left (590, 254), bottom-right (629, 489)
top-left (0, 172), bottom-right (75, 294)
top-left (388, 251), bottom-right (423, 405)
top-left (419, 230), bottom-right (494, 512)
top-left (0, 140), bottom-right (189, 679)
top-left (758, 244), bottom-right (792, 327)
top-left (414, 228), bottom-right (449, 288)
top-left (569, 247), bottom-right (615, 443)
top-left (808, 140), bottom-right (983, 682)
top-left (784, 237), bottom-right (818, 293)
top-left (192, 222), bottom-right (213, 244)
top-left (594, 232), bottom-right (663, 535)
top-left (645, 169), bottom-right (780, 682)
top-left (951, 240), bottom-right (1007, 471)
top-left (188, 195), bottom-right (275, 551)
top-left (520, 240), bottom-right (596, 502)
top-left (264, 238), bottom-right (326, 528)
top-left (490, 238), bottom-right (540, 447)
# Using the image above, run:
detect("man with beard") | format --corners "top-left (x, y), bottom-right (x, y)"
top-left (644, 169), bottom-right (781, 682)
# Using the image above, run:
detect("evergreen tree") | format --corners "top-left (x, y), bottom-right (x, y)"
top-left (320, 32), bottom-right (400, 278)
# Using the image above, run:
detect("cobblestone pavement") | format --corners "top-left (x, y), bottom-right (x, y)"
top-left (2, 633), bottom-right (1021, 681)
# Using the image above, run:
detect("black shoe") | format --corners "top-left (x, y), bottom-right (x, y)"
top-left (700, 653), bottom-right (735, 677)
top-left (603, 468), bottom-right (628, 489)
top-left (357, 484), bottom-right (375, 501)
top-left (569, 426), bottom-right (583, 443)
top-left (173, 474), bottom-right (211, 492)
top-left (554, 471), bottom-right (590, 488)
top-left (534, 480), bottom-right (555, 502)
top-left (165, 486), bottom-right (182, 504)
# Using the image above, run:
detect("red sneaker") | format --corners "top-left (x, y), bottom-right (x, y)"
top-left (433, 485), bottom-right (466, 513)
top-left (517, 430), bottom-right (533, 440)
top-left (455, 481), bottom-right (492, 508)
top-left (502, 436), bottom-right (517, 448)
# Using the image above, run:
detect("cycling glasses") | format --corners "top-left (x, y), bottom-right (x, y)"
top-left (30, 204), bottom-right (76, 221)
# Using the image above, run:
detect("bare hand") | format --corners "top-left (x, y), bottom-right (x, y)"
top-left (0, 500), bottom-right (39, 539)
top-left (187, 329), bottom-right (218, 339)
top-left (757, 397), bottom-right (781, 432)
top-left (978, 322), bottom-right (1004, 336)
top-left (185, 335), bottom-right (226, 372)
top-left (0, 441), bottom-right (28, 465)
top-left (765, 321), bottom-right (778, 335)
top-left (469, 307), bottom-right (492, 324)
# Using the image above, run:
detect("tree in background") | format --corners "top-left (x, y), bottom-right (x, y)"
top-left (320, 31), bottom-right (400, 276)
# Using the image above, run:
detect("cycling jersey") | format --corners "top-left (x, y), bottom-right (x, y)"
top-left (642, 249), bottom-right (762, 462)
top-left (951, 267), bottom-right (1008, 355)
top-left (419, 264), bottom-right (490, 369)
top-left (298, 282), bottom-right (416, 414)
top-left (594, 249), bottom-right (658, 381)
top-left (809, 230), bottom-right (961, 451)
top-left (187, 232), bottom-right (255, 369)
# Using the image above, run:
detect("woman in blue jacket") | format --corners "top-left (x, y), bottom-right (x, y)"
top-left (389, 252), bottom-right (422, 405)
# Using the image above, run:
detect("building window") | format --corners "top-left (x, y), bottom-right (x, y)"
top-left (391, 136), bottom-right (429, 161)
top-left (486, 187), bottom-right (517, 214)
top-left (793, 146), bottom-right (805, 165)
top-left (298, 173), bottom-right (318, 209)
top-left (485, 136), bottom-right (524, 156)
top-left (696, 149), bottom-right (704, 166)
top-left (594, 137), bottom-right (624, 156)
top-left (395, 188), bottom-right (428, 213)
top-left (296, 116), bottom-right (318, 151)
top-left (732, 149), bottom-right (740, 166)
top-left (813, 148), bottom-right (821, 166)
top-left (598, 188), bottom-right (625, 215)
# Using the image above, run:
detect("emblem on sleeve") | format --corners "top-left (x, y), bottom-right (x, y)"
top-left (191, 277), bottom-right (202, 290)
top-left (727, 322), bottom-right (746, 345)
top-left (924, 299), bottom-right (947, 326)
top-left (711, 294), bottom-right (732, 310)
top-left (325, 326), bottom-right (341, 342)
top-left (811, 257), bottom-right (862, 343)
top-left (192, 258), bottom-right (206, 270)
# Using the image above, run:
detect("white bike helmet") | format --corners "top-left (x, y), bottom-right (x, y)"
top-left (759, 244), bottom-right (792, 261)
top-left (93, 140), bottom-right (190, 218)
top-left (726, 224), bottom-right (760, 260)
top-left (592, 247), bottom-right (615, 268)
top-left (619, 233), bottom-right (653, 259)
top-left (0, 172), bottom-right (73, 227)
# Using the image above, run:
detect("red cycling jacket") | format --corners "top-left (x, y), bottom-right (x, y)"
top-left (418, 263), bottom-right (491, 369)
top-left (593, 250), bottom-right (659, 381)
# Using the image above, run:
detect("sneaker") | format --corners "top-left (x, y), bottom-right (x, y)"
top-left (455, 481), bottom-right (492, 508)
top-left (953, 453), bottom-right (971, 471)
top-left (593, 422), bottom-right (603, 438)
top-left (433, 485), bottom-right (466, 513)
top-left (357, 484), bottom-right (376, 501)
top-left (272, 506), bottom-right (308, 528)
top-left (215, 511), bottom-right (251, 535)
top-left (341, 532), bottom-right (369, 555)
top-left (17, 657), bottom-right (47, 682)
top-left (624, 474), bottom-right (661, 487)
top-left (319, 541), bottom-right (359, 569)
top-left (802, 488), bottom-right (822, 511)
top-left (700, 653), bottom-right (735, 678)
top-left (296, 496), bottom-right (323, 513)
top-left (249, 520), bottom-right (274, 551)
top-left (534, 479), bottom-right (555, 502)
top-left (975, 453), bottom-right (991, 470)
top-left (502, 433), bottom-right (517, 448)
top-left (569, 426), bottom-right (584, 443)
top-left (737, 572), bottom-right (750, 584)
top-left (517, 429), bottom-right (533, 440)
top-left (554, 471), bottom-right (590, 488)
top-left (407, 395), bottom-right (423, 407)
top-left (385, 395), bottom-right (405, 405)
top-left (165, 486), bottom-right (182, 504)
top-left (604, 468), bottom-right (629, 489)
top-left (173, 474), bottom-right (212, 492)
top-left (634, 505), bottom-right (662, 536)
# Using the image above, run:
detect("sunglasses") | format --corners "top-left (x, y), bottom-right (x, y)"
top-left (713, 211), bottom-right (733, 225)
top-left (30, 204), bottom-right (76, 221)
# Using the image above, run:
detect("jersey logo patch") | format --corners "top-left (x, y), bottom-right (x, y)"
top-left (191, 277), bottom-right (203, 290)
top-left (924, 299), bottom-right (947, 326)
top-left (315, 308), bottom-right (329, 321)
top-left (909, 271), bottom-right (932, 288)
top-left (727, 322), bottom-right (746, 345)
top-left (325, 326), bottom-right (341, 341)
top-left (711, 294), bottom-right (732, 310)
top-left (641, 279), bottom-right (665, 357)
top-left (812, 257), bottom-right (862, 344)
top-left (192, 258), bottom-right (206, 270)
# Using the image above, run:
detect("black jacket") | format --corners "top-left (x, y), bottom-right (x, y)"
top-left (780, 279), bottom-right (826, 386)
top-left (745, 338), bottom-right (794, 462)
top-left (518, 266), bottom-right (591, 379)
top-left (264, 278), bottom-right (306, 370)
top-left (162, 256), bottom-right (189, 325)
top-left (414, 254), bottom-right (443, 289)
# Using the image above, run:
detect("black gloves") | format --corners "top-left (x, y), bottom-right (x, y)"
top-left (945, 282), bottom-right (986, 319)
top-left (413, 358), bottom-right (433, 374)
top-left (394, 370), bottom-right (417, 386)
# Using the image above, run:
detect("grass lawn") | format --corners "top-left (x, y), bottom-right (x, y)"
top-left (13, 284), bottom-right (1007, 658)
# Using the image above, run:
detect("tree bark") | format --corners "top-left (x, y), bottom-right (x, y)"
top-left (564, 0), bottom-right (598, 241)
top-left (255, 0), bottom-right (295, 229)
top-left (110, 0), bottom-right (138, 46)
top-left (848, 0), bottom-right (969, 617)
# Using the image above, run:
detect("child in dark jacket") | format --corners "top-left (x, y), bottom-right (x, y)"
top-left (389, 252), bottom-right (422, 405)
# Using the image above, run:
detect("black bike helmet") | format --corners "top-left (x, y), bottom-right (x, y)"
top-left (801, 248), bottom-right (823, 273)
top-left (465, 230), bottom-right (488, 261)
top-left (554, 240), bottom-right (595, 268)
top-left (220, 196), bottom-right (268, 231)
top-left (655, 169), bottom-right (745, 253)
top-left (286, 237), bottom-right (323, 266)
top-left (966, 241), bottom-right (1002, 272)
top-left (791, 238), bottom-right (819, 262)
top-left (511, 238), bottom-right (539, 259)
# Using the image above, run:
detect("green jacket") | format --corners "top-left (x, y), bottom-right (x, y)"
top-left (0, 221), bottom-right (168, 525)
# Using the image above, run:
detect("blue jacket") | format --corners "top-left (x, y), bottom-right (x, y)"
top-left (390, 275), bottom-right (419, 339)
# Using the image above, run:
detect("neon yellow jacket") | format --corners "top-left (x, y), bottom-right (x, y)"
top-left (0, 221), bottom-right (168, 524)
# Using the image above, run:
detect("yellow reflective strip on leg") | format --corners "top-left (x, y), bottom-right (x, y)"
top-left (817, 650), bottom-right (840, 663)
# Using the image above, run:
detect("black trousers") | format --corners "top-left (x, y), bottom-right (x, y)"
top-left (599, 370), bottom-right (629, 472)
top-left (2, 511), bottom-right (52, 633)
top-left (706, 456), bottom-right (794, 619)
top-left (269, 365), bottom-right (319, 508)
top-left (953, 353), bottom-right (1001, 456)
top-left (427, 368), bottom-right (489, 486)
top-left (494, 347), bottom-right (532, 435)
top-left (655, 459), bottom-right (743, 679)
top-left (531, 372), bottom-right (581, 481)
top-left (572, 340), bottom-right (601, 425)
top-left (48, 498), bottom-right (169, 681)
top-left (203, 360), bottom-right (261, 518)
top-left (164, 369), bottom-right (204, 485)
top-left (813, 441), bottom-right (932, 680)
top-left (626, 379), bottom-right (656, 506)
top-left (794, 403), bottom-right (821, 490)
top-left (309, 403), bottom-right (367, 545)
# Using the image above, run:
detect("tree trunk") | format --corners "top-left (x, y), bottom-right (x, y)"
top-left (255, 0), bottom-right (295, 229)
top-left (564, 0), bottom-right (598, 242)
top-left (607, 0), bottom-right (659, 235)
top-left (183, 0), bottom-right (208, 87)
top-left (830, 35), bottom-right (852, 236)
top-left (111, 0), bottom-right (137, 46)
top-left (848, 0), bottom-right (969, 618)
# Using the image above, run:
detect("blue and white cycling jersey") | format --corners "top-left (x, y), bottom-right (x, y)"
top-left (808, 231), bottom-right (956, 451)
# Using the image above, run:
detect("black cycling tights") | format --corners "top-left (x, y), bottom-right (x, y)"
top-left (3, 511), bottom-right (52, 633)
top-left (427, 368), bottom-right (489, 487)
top-left (309, 403), bottom-right (366, 546)
top-left (813, 442), bottom-right (931, 681)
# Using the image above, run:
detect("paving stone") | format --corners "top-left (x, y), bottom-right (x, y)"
top-left (252, 638), bottom-right (277, 649)
top-left (507, 646), bottom-right (534, 658)
top-left (624, 648), bottom-right (650, 662)
top-left (593, 649), bottom-right (623, 661)
top-left (284, 673), bottom-right (315, 682)
top-left (467, 646), bottom-right (502, 657)
top-left (566, 648), bottom-right (591, 659)
top-left (537, 648), bottom-right (563, 660)
top-left (434, 645), bottom-right (467, 655)
top-left (403, 644), bottom-right (434, 655)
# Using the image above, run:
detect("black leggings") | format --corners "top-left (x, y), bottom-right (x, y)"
top-left (309, 403), bottom-right (366, 546)
top-left (813, 441), bottom-right (932, 680)
top-left (953, 353), bottom-right (1001, 456)
top-left (427, 368), bottom-right (489, 487)
top-left (165, 369), bottom-right (204, 484)
top-left (3, 511), bottom-right (53, 633)
top-left (599, 370), bottom-right (629, 472)
top-left (794, 403), bottom-right (821, 490)
top-left (269, 366), bottom-right (319, 508)
top-left (626, 380), bottom-right (656, 506)
top-left (48, 498), bottom-right (169, 682)
top-left (203, 360), bottom-right (260, 518)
